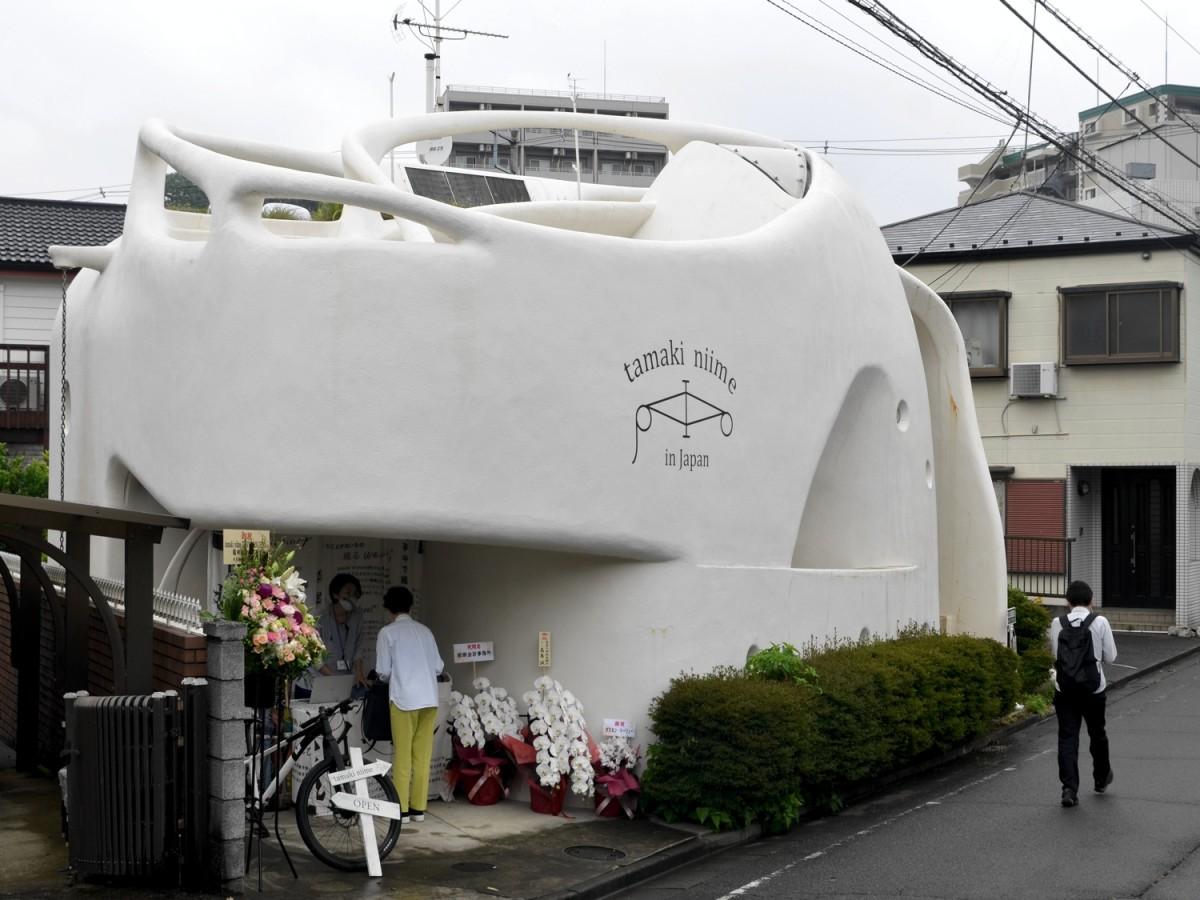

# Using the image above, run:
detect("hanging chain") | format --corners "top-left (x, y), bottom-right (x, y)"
top-left (58, 269), bottom-right (69, 549)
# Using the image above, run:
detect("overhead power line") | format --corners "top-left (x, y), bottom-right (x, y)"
top-left (1138, 0), bottom-right (1200, 63)
top-left (1034, 0), bottom-right (1200, 143)
top-left (762, 0), bottom-right (1014, 126)
top-left (840, 0), bottom-right (1199, 232)
top-left (996, 0), bottom-right (1200, 176)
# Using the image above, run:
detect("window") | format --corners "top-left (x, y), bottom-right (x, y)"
top-left (1061, 282), bottom-right (1181, 364)
top-left (1084, 121), bottom-right (1096, 134)
top-left (942, 291), bottom-right (1009, 377)
top-left (1123, 108), bottom-right (1137, 124)
top-left (1149, 102), bottom-right (1159, 118)
top-left (1084, 188), bottom-right (1097, 200)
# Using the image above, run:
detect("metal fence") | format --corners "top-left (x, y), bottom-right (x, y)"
top-left (0, 344), bottom-right (49, 444)
top-left (1005, 535), bottom-right (1074, 598)
top-left (1, 551), bottom-right (203, 634)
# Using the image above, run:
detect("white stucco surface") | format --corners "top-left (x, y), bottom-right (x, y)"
top-left (49, 110), bottom-right (1005, 728)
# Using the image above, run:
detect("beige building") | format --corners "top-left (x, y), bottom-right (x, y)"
top-left (957, 84), bottom-right (1200, 228)
top-left (884, 191), bottom-right (1200, 630)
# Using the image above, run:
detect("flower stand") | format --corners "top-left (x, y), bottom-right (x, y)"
top-left (594, 767), bottom-right (639, 819)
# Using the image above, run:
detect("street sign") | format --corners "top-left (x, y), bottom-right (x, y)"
top-left (453, 641), bottom-right (495, 663)
top-left (327, 760), bottom-right (392, 786)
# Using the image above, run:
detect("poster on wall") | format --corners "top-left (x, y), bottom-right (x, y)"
top-left (283, 536), bottom-right (422, 674)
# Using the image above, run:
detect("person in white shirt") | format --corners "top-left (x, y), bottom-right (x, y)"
top-left (375, 585), bottom-right (443, 823)
top-left (1049, 580), bottom-right (1118, 808)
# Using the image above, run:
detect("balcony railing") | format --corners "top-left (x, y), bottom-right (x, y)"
top-left (0, 344), bottom-right (50, 446)
top-left (1005, 535), bottom-right (1074, 598)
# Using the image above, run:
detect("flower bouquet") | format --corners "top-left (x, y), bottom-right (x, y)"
top-left (508, 676), bottom-right (597, 815)
top-left (219, 542), bottom-right (325, 704)
top-left (446, 677), bottom-right (521, 805)
top-left (594, 736), bottom-right (641, 818)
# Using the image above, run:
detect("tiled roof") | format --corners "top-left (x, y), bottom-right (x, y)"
top-left (881, 191), bottom-right (1194, 262)
top-left (0, 196), bottom-right (126, 270)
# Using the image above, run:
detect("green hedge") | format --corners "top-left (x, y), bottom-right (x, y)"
top-left (643, 632), bottom-right (1019, 829)
top-left (641, 670), bottom-right (814, 832)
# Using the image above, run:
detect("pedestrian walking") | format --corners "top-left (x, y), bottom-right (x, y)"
top-left (1050, 579), bottom-right (1117, 807)
top-left (375, 585), bottom-right (444, 823)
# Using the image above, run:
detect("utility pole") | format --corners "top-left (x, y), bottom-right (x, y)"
top-left (568, 73), bottom-right (582, 200)
top-left (393, 6), bottom-right (508, 115)
top-left (388, 71), bottom-right (396, 183)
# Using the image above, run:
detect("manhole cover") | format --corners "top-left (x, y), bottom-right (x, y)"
top-left (565, 845), bottom-right (627, 861)
top-left (451, 861), bottom-right (498, 873)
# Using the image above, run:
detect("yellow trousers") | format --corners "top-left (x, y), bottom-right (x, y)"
top-left (389, 704), bottom-right (438, 813)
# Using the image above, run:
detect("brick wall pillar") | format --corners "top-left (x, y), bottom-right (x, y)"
top-left (203, 620), bottom-right (246, 893)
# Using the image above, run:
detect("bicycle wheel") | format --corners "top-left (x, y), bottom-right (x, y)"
top-left (295, 757), bottom-right (402, 871)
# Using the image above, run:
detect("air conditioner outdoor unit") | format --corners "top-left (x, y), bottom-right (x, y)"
top-left (1009, 362), bottom-right (1058, 398)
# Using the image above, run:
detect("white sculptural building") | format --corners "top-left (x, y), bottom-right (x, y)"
top-left (50, 110), bottom-right (1006, 730)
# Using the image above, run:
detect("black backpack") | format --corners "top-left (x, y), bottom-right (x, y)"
top-left (1055, 612), bottom-right (1100, 695)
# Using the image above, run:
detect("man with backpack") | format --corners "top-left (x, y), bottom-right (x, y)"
top-left (1050, 580), bottom-right (1118, 808)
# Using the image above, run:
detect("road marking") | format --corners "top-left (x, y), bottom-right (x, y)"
top-left (712, 765), bottom-right (1022, 900)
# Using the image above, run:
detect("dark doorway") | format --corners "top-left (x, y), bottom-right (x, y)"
top-left (1102, 468), bottom-right (1175, 609)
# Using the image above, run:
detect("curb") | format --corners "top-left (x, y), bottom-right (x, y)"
top-left (536, 823), bottom-right (762, 900)
top-left (546, 641), bottom-right (1200, 900)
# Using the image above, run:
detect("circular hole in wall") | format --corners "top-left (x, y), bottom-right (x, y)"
top-left (925, 460), bottom-right (933, 489)
top-left (896, 400), bottom-right (910, 432)
top-left (62, 380), bottom-right (71, 436)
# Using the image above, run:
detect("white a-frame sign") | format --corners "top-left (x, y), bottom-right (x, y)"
top-left (328, 747), bottom-right (400, 877)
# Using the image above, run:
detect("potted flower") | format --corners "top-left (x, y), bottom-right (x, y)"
top-left (594, 736), bottom-right (641, 818)
top-left (218, 542), bottom-right (326, 707)
top-left (512, 676), bottom-right (595, 815)
top-left (446, 678), bottom-right (520, 805)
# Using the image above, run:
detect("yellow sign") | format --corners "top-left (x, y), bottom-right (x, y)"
top-left (537, 631), bottom-right (552, 669)
top-left (222, 529), bottom-right (271, 564)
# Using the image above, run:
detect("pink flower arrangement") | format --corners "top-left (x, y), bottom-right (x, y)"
top-left (219, 543), bottom-right (326, 680)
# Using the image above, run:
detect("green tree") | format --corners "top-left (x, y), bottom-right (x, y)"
top-left (0, 445), bottom-right (49, 498)
top-left (164, 172), bottom-right (210, 212)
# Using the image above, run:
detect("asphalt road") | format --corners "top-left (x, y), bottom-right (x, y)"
top-left (616, 654), bottom-right (1200, 900)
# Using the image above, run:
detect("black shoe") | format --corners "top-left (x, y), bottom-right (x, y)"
top-left (1095, 770), bottom-right (1114, 793)
top-left (1061, 787), bottom-right (1078, 807)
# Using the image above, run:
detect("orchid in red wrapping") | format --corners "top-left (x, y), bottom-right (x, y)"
top-left (446, 677), bottom-right (520, 804)
top-left (594, 736), bottom-right (641, 818)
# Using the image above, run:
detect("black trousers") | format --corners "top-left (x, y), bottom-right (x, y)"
top-left (1054, 689), bottom-right (1110, 792)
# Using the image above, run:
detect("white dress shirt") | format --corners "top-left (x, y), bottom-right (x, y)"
top-left (1049, 605), bottom-right (1118, 693)
top-left (375, 613), bottom-right (444, 710)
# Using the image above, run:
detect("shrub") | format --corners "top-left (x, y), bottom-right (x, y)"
top-left (798, 633), bottom-right (1019, 797)
top-left (0, 445), bottom-right (48, 498)
top-left (642, 670), bottom-right (814, 832)
top-left (1009, 587), bottom-right (1053, 693)
top-left (745, 642), bottom-right (820, 688)
top-left (643, 632), bottom-right (1020, 828)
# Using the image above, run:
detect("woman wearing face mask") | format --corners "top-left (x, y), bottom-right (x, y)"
top-left (317, 573), bottom-right (368, 697)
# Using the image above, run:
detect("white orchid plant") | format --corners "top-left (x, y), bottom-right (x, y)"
top-left (523, 675), bottom-right (594, 798)
top-left (448, 677), bottom-right (521, 748)
top-left (598, 736), bottom-right (640, 773)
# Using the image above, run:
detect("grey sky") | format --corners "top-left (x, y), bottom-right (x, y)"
top-left (2, 0), bottom-right (1198, 225)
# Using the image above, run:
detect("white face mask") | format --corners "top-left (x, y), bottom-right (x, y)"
top-left (339, 599), bottom-right (355, 612)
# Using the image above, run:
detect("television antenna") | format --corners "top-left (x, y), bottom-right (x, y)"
top-left (392, 2), bottom-right (508, 113)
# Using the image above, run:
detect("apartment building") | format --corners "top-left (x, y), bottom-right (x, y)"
top-left (441, 84), bottom-right (668, 189)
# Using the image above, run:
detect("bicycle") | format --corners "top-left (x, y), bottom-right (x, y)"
top-left (244, 696), bottom-right (401, 872)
